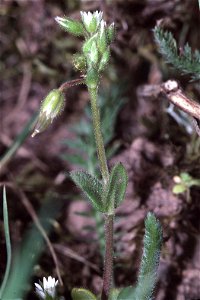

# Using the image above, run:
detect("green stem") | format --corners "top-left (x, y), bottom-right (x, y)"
top-left (101, 214), bottom-right (114, 300)
top-left (88, 87), bottom-right (113, 300)
top-left (88, 87), bottom-right (109, 184)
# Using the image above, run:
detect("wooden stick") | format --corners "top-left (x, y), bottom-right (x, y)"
top-left (161, 80), bottom-right (200, 121)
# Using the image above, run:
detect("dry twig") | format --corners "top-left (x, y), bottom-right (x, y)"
top-left (161, 80), bottom-right (200, 136)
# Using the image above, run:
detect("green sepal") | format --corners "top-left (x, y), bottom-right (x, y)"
top-left (86, 68), bottom-right (99, 89)
top-left (104, 163), bottom-right (128, 214)
top-left (107, 23), bottom-right (115, 43)
top-left (88, 42), bottom-right (99, 66)
top-left (71, 288), bottom-right (97, 300)
top-left (55, 17), bottom-right (85, 36)
top-left (97, 21), bottom-right (108, 54)
top-left (83, 34), bottom-right (98, 54)
top-left (70, 170), bottom-right (105, 212)
top-left (98, 49), bottom-right (110, 72)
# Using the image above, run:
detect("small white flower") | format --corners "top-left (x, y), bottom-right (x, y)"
top-left (35, 276), bottom-right (58, 299)
top-left (80, 11), bottom-right (103, 33)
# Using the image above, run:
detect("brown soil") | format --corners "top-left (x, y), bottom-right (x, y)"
top-left (0, 1), bottom-right (200, 299)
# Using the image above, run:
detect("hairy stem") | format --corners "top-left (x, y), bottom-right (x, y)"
top-left (89, 87), bottom-right (109, 184)
top-left (101, 214), bottom-right (114, 300)
top-left (59, 77), bottom-right (85, 92)
top-left (88, 87), bottom-right (113, 300)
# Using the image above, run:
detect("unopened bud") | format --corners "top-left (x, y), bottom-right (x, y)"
top-left (55, 16), bottom-right (85, 36)
top-left (32, 89), bottom-right (65, 137)
top-left (98, 48), bottom-right (110, 72)
top-left (97, 20), bottom-right (108, 53)
top-left (88, 41), bottom-right (99, 66)
top-left (73, 54), bottom-right (87, 72)
top-left (82, 34), bottom-right (98, 54)
top-left (107, 22), bottom-right (115, 43)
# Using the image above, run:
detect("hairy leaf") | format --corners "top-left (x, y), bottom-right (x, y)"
top-left (134, 212), bottom-right (162, 300)
top-left (71, 288), bottom-right (97, 300)
top-left (70, 171), bottom-right (105, 212)
top-left (104, 163), bottom-right (128, 213)
top-left (117, 213), bottom-right (162, 300)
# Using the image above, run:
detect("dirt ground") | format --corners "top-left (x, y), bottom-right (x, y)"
top-left (0, 0), bottom-right (200, 299)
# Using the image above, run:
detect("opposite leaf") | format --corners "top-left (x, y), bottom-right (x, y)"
top-left (70, 171), bottom-right (105, 212)
top-left (104, 163), bottom-right (128, 214)
top-left (72, 288), bottom-right (97, 300)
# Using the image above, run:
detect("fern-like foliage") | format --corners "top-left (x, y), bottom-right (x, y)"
top-left (153, 26), bottom-right (200, 81)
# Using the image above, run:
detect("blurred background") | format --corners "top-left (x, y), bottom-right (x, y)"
top-left (0, 0), bottom-right (200, 299)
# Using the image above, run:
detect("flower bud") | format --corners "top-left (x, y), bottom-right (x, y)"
top-left (55, 16), bottom-right (85, 36)
top-left (97, 20), bottom-right (108, 54)
top-left (82, 34), bottom-right (98, 54)
top-left (32, 89), bottom-right (65, 137)
top-left (98, 48), bottom-right (110, 72)
top-left (80, 11), bottom-right (103, 33)
top-left (107, 22), bottom-right (115, 43)
top-left (88, 41), bottom-right (99, 66)
top-left (73, 54), bottom-right (87, 72)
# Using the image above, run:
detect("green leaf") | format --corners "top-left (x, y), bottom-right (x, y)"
top-left (72, 288), bottom-right (97, 300)
top-left (172, 184), bottom-right (186, 194)
top-left (104, 163), bottom-right (128, 213)
top-left (180, 172), bottom-right (192, 183)
top-left (153, 26), bottom-right (200, 81)
top-left (70, 171), bottom-right (105, 212)
top-left (134, 212), bottom-right (162, 300)
top-left (62, 154), bottom-right (87, 168)
top-left (117, 286), bottom-right (136, 300)
top-left (117, 214), bottom-right (162, 300)
top-left (108, 288), bottom-right (121, 300)
top-left (0, 187), bottom-right (12, 298)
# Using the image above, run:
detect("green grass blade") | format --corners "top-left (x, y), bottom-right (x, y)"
top-left (0, 187), bottom-right (12, 298)
top-left (0, 112), bottom-right (38, 169)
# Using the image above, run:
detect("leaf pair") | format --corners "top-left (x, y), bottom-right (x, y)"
top-left (70, 163), bottom-right (128, 214)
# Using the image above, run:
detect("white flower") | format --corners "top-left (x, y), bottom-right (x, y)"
top-left (80, 11), bottom-right (103, 33)
top-left (35, 276), bottom-right (58, 299)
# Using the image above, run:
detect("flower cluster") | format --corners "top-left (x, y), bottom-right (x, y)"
top-left (55, 11), bottom-right (115, 89)
top-left (32, 11), bottom-right (114, 137)
top-left (35, 276), bottom-right (58, 299)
